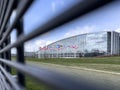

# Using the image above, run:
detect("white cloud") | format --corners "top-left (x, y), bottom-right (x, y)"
top-left (102, 29), bottom-right (111, 31)
top-left (35, 40), bottom-right (52, 48)
top-left (24, 25), bottom-right (96, 52)
top-left (115, 27), bottom-right (120, 33)
top-left (51, 1), bottom-right (65, 12)
top-left (51, 2), bottom-right (56, 12)
top-left (25, 39), bottom-right (53, 52)
top-left (64, 25), bottom-right (96, 38)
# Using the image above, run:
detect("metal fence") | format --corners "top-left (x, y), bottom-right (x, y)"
top-left (0, 0), bottom-right (113, 90)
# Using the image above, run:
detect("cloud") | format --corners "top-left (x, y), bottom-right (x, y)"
top-left (35, 40), bottom-right (52, 48)
top-left (115, 27), bottom-right (120, 33)
top-left (51, 1), bottom-right (65, 12)
top-left (51, 2), bottom-right (56, 12)
top-left (25, 39), bottom-right (52, 52)
top-left (64, 25), bottom-right (96, 38)
top-left (24, 25), bottom-right (96, 52)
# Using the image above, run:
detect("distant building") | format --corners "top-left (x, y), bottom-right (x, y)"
top-left (12, 52), bottom-right (37, 58)
top-left (24, 52), bottom-right (36, 58)
top-left (37, 31), bottom-right (120, 58)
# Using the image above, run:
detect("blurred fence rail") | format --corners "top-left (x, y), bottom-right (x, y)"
top-left (0, 0), bottom-right (113, 90)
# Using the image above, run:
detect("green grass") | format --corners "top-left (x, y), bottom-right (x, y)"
top-left (11, 58), bottom-right (52, 90)
top-left (26, 56), bottom-right (120, 65)
top-left (12, 56), bottom-right (120, 90)
top-left (26, 56), bottom-right (120, 73)
top-left (26, 77), bottom-right (53, 90)
top-left (12, 70), bottom-right (52, 90)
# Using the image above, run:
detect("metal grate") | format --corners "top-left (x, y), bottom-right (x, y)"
top-left (0, 0), bottom-right (113, 90)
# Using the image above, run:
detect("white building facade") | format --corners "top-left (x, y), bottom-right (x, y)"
top-left (37, 31), bottom-right (120, 58)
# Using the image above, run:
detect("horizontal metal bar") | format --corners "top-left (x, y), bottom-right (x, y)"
top-left (0, 0), bottom-right (4, 18)
top-left (0, 66), bottom-right (21, 90)
top-left (0, 0), bottom-right (115, 90)
top-left (0, 71), bottom-right (10, 90)
top-left (0, 0), bottom-right (114, 53)
top-left (0, 0), bottom-right (4, 22)
top-left (0, 58), bottom-right (107, 90)
top-left (0, 0), bottom-right (8, 28)
top-left (0, 0), bottom-right (16, 33)
top-left (0, 0), bottom-right (33, 45)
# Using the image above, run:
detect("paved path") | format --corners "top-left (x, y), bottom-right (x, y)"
top-left (28, 61), bottom-right (120, 90)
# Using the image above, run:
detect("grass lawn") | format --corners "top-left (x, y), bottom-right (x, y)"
top-left (12, 58), bottom-right (52, 90)
top-left (26, 56), bottom-right (120, 72)
top-left (26, 77), bottom-right (52, 90)
top-left (12, 56), bottom-right (120, 90)
top-left (26, 56), bottom-right (120, 65)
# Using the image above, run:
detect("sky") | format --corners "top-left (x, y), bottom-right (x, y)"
top-left (11, 0), bottom-right (120, 53)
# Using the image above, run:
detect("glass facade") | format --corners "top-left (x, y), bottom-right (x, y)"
top-left (38, 31), bottom-right (120, 58)
top-left (85, 32), bottom-right (107, 53)
top-left (107, 32), bottom-right (111, 54)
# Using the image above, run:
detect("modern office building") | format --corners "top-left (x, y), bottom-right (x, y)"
top-left (24, 52), bottom-right (36, 58)
top-left (37, 31), bottom-right (120, 58)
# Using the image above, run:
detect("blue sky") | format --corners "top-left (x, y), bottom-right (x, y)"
top-left (11, 0), bottom-right (120, 52)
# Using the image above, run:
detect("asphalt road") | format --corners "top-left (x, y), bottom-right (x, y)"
top-left (28, 61), bottom-right (120, 90)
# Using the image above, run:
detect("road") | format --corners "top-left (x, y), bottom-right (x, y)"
top-left (28, 61), bottom-right (120, 90)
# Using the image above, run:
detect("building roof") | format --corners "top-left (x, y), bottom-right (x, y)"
top-left (47, 31), bottom-right (115, 46)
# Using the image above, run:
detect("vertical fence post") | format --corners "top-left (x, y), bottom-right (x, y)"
top-left (0, 40), bottom-right (4, 67)
top-left (5, 35), bottom-right (11, 73)
top-left (16, 18), bottom-right (25, 88)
